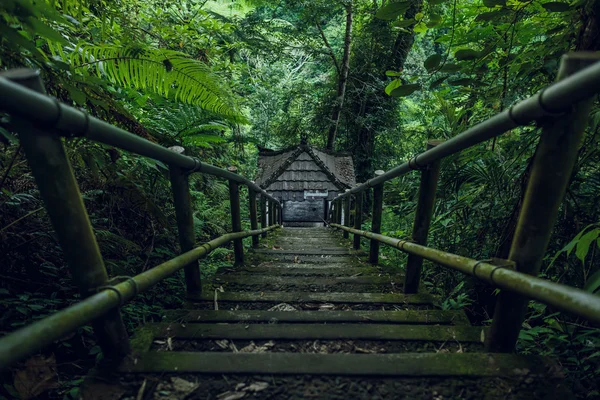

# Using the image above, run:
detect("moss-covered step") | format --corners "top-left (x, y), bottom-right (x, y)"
top-left (120, 352), bottom-right (557, 377)
top-left (259, 255), bottom-right (360, 263)
top-left (188, 291), bottom-right (435, 304)
top-left (253, 249), bottom-right (355, 255)
top-left (215, 265), bottom-right (381, 276)
top-left (164, 309), bottom-right (470, 325)
top-left (211, 275), bottom-right (400, 286)
top-left (148, 323), bottom-right (484, 342)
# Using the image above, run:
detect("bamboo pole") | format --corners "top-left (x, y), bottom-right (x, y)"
top-left (4, 69), bottom-right (130, 359)
top-left (0, 225), bottom-right (279, 369)
top-left (343, 191), bottom-right (351, 239)
top-left (369, 171), bottom-right (385, 264)
top-left (228, 167), bottom-right (244, 266)
top-left (330, 224), bottom-right (600, 326)
top-left (260, 197), bottom-right (267, 238)
top-left (404, 141), bottom-right (443, 294)
top-left (486, 53), bottom-right (600, 353)
top-left (353, 192), bottom-right (363, 250)
top-left (168, 146), bottom-right (202, 295)
top-left (249, 188), bottom-right (259, 248)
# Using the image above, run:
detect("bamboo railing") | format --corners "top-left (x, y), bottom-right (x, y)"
top-left (328, 53), bottom-right (600, 352)
top-left (0, 69), bottom-right (282, 368)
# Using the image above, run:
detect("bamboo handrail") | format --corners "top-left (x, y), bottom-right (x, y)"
top-left (0, 225), bottom-right (280, 369)
top-left (330, 224), bottom-right (600, 325)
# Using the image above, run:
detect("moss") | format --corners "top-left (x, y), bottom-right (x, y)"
top-left (129, 326), bottom-right (155, 353)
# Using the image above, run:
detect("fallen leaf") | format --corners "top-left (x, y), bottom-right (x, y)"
top-left (217, 391), bottom-right (246, 400)
top-left (167, 337), bottom-right (173, 351)
top-left (14, 354), bottom-right (58, 400)
top-left (243, 382), bottom-right (269, 392)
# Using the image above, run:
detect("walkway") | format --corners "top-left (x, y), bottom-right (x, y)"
top-left (83, 227), bottom-right (568, 399)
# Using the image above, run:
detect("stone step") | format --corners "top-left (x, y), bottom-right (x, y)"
top-left (253, 249), bottom-right (354, 255)
top-left (216, 265), bottom-right (381, 276)
top-left (148, 323), bottom-right (485, 342)
top-left (211, 275), bottom-right (400, 286)
top-left (258, 255), bottom-right (359, 263)
top-left (120, 352), bottom-right (556, 378)
top-left (165, 310), bottom-right (470, 325)
top-left (188, 291), bottom-right (435, 305)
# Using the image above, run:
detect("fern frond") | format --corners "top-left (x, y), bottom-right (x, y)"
top-left (70, 45), bottom-right (242, 117)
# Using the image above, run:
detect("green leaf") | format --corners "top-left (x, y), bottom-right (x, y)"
top-left (0, 288), bottom-right (9, 295)
top-left (575, 229), bottom-right (600, 263)
top-left (429, 76), bottom-right (448, 89)
top-left (390, 83), bottom-right (421, 97)
top-left (413, 22), bottom-right (428, 34)
top-left (584, 270), bottom-right (600, 295)
top-left (429, 0), bottom-right (446, 4)
top-left (439, 63), bottom-right (461, 72)
top-left (426, 14), bottom-right (443, 27)
top-left (483, 0), bottom-right (506, 7)
top-left (385, 79), bottom-right (402, 95)
top-left (393, 18), bottom-right (416, 28)
top-left (476, 10), bottom-right (509, 21)
top-left (385, 70), bottom-right (403, 77)
top-left (66, 85), bottom-right (87, 106)
top-left (449, 78), bottom-right (475, 86)
top-left (424, 54), bottom-right (442, 71)
top-left (375, 1), bottom-right (411, 20)
top-left (542, 2), bottom-right (570, 11)
top-left (16, 306), bottom-right (29, 315)
top-left (455, 49), bottom-right (479, 61)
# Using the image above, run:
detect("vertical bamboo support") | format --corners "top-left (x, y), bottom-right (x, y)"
top-left (260, 197), bottom-right (267, 238)
top-left (404, 140), bottom-right (443, 294)
top-left (279, 204), bottom-right (283, 225)
top-left (168, 146), bottom-right (202, 294)
top-left (353, 192), bottom-right (363, 250)
top-left (486, 53), bottom-right (600, 352)
top-left (249, 188), bottom-right (259, 248)
top-left (269, 200), bottom-right (275, 227)
top-left (369, 170), bottom-right (385, 264)
top-left (227, 167), bottom-right (244, 266)
top-left (4, 70), bottom-right (130, 359)
top-left (343, 192), bottom-right (351, 239)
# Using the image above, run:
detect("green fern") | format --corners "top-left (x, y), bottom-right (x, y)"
top-left (69, 45), bottom-right (241, 117)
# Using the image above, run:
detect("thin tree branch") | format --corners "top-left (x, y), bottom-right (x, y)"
top-left (315, 20), bottom-right (341, 75)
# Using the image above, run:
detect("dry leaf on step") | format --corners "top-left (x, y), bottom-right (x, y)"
top-left (217, 391), bottom-right (246, 400)
top-left (243, 382), bottom-right (269, 392)
top-left (14, 354), bottom-right (58, 400)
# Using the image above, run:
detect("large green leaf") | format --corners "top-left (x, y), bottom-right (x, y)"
top-left (575, 229), bottom-right (600, 264)
top-left (70, 45), bottom-right (241, 117)
top-left (483, 0), bottom-right (506, 7)
top-left (393, 18), bottom-right (416, 28)
top-left (439, 63), bottom-right (461, 72)
top-left (390, 83), bottom-right (421, 97)
top-left (375, 2), bottom-right (411, 20)
top-left (455, 49), bottom-right (479, 61)
top-left (584, 270), bottom-right (600, 295)
top-left (424, 54), bottom-right (442, 71)
top-left (385, 79), bottom-right (403, 95)
top-left (542, 2), bottom-right (570, 11)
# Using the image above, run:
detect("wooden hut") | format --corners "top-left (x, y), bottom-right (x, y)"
top-left (255, 143), bottom-right (356, 226)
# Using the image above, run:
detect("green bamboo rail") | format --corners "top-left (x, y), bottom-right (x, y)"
top-left (330, 224), bottom-right (600, 326)
top-left (0, 68), bottom-right (283, 368)
top-left (0, 225), bottom-right (279, 369)
top-left (330, 53), bottom-right (600, 352)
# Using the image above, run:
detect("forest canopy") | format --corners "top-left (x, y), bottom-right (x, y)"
top-left (1, 0), bottom-right (599, 398)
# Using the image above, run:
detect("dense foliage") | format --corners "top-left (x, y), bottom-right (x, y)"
top-left (1, 0), bottom-right (599, 398)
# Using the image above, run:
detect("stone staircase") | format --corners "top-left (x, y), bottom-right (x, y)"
top-left (83, 227), bottom-right (569, 399)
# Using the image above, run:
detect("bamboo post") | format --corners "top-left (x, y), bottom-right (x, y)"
top-left (4, 70), bottom-right (130, 359)
top-left (249, 187), bottom-right (259, 248)
top-left (404, 140), bottom-right (443, 294)
top-left (486, 53), bottom-right (600, 352)
top-left (353, 192), bottom-right (363, 250)
top-left (260, 197), bottom-right (267, 238)
top-left (279, 204), bottom-right (283, 225)
top-left (168, 146), bottom-right (202, 294)
top-left (269, 200), bottom-right (274, 227)
top-left (369, 170), bottom-right (385, 264)
top-left (227, 166), bottom-right (244, 266)
top-left (343, 191), bottom-right (351, 239)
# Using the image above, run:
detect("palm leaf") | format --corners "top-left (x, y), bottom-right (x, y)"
top-left (70, 45), bottom-right (242, 118)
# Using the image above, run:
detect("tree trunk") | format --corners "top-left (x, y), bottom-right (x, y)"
top-left (326, 3), bottom-right (353, 151)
